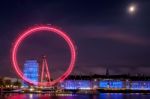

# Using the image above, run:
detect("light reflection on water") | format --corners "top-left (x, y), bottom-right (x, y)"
top-left (1, 93), bottom-right (150, 99)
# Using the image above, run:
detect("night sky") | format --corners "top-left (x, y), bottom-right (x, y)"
top-left (0, 0), bottom-right (150, 78)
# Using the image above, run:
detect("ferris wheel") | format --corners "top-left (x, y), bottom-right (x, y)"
top-left (11, 25), bottom-right (76, 86)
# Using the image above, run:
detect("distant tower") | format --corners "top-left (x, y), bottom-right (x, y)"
top-left (106, 68), bottom-right (109, 76)
top-left (40, 56), bottom-right (51, 85)
top-left (23, 60), bottom-right (39, 87)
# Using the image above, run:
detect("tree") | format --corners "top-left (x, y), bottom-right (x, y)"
top-left (4, 79), bottom-right (12, 88)
top-left (13, 80), bottom-right (22, 88)
top-left (0, 77), bottom-right (4, 87)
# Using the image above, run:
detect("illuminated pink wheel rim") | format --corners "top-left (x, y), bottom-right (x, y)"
top-left (11, 25), bottom-right (76, 86)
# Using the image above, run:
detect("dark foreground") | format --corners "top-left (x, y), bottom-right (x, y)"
top-left (1, 93), bottom-right (150, 99)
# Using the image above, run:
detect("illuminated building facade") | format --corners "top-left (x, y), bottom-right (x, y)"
top-left (99, 80), bottom-right (109, 88)
top-left (23, 60), bottom-right (39, 87)
top-left (130, 81), bottom-right (150, 90)
top-left (60, 80), bottom-right (91, 90)
top-left (58, 75), bottom-right (150, 91)
top-left (99, 80), bottom-right (123, 89)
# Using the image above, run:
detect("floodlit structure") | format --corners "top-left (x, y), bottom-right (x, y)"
top-left (23, 60), bottom-right (39, 87)
top-left (60, 80), bottom-right (92, 90)
top-left (11, 25), bottom-right (76, 86)
top-left (58, 75), bottom-right (150, 91)
top-left (40, 56), bottom-right (51, 86)
top-left (99, 80), bottom-right (123, 89)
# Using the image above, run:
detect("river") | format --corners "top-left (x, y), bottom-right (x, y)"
top-left (1, 93), bottom-right (150, 99)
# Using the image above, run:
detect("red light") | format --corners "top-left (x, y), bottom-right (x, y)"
top-left (41, 56), bottom-right (51, 85)
top-left (11, 25), bottom-right (76, 86)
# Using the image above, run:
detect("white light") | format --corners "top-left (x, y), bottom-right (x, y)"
top-left (128, 4), bottom-right (136, 14)
top-left (129, 6), bottom-right (135, 12)
top-left (29, 94), bottom-right (33, 99)
top-left (29, 88), bottom-right (34, 92)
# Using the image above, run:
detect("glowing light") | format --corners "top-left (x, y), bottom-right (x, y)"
top-left (29, 88), bottom-right (34, 92)
top-left (99, 80), bottom-right (123, 89)
top-left (128, 4), bottom-right (136, 14)
top-left (99, 80), bottom-right (109, 88)
top-left (41, 56), bottom-right (51, 85)
top-left (23, 60), bottom-right (39, 87)
top-left (129, 6), bottom-right (135, 12)
top-left (109, 81), bottom-right (123, 89)
top-left (130, 81), bottom-right (150, 90)
top-left (11, 25), bottom-right (76, 86)
top-left (60, 80), bottom-right (91, 90)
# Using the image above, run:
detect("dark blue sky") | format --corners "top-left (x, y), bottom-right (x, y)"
top-left (0, 0), bottom-right (150, 78)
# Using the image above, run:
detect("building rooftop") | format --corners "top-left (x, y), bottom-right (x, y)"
top-left (66, 74), bottom-right (150, 81)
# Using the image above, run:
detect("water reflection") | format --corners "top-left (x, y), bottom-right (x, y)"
top-left (99, 93), bottom-right (123, 99)
top-left (0, 93), bottom-right (150, 99)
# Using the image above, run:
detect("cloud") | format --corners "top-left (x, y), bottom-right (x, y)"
top-left (70, 25), bottom-right (150, 46)
top-left (93, 31), bottom-right (150, 46)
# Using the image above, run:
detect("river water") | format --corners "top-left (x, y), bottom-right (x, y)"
top-left (1, 93), bottom-right (150, 99)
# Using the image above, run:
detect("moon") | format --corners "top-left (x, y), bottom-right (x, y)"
top-left (128, 4), bottom-right (136, 14)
